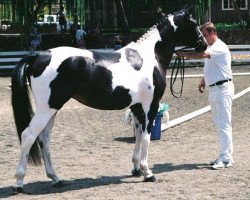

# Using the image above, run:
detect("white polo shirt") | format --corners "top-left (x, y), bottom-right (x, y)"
top-left (204, 39), bottom-right (232, 86)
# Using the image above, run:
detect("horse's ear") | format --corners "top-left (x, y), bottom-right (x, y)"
top-left (157, 6), bottom-right (165, 18)
top-left (182, 4), bottom-right (195, 15)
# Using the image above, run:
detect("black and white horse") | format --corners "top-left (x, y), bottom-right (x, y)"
top-left (11, 6), bottom-right (207, 192)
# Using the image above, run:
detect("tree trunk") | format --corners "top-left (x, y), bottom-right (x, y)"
top-left (114, 0), bottom-right (130, 32)
top-left (247, 0), bottom-right (250, 28)
top-left (33, 0), bottom-right (46, 24)
top-left (11, 0), bottom-right (17, 23)
top-left (48, 0), bottom-right (52, 15)
top-left (231, 0), bottom-right (245, 29)
top-left (59, 0), bottom-right (63, 10)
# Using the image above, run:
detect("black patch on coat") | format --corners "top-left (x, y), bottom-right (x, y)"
top-left (49, 56), bottom-right (132, 110)
top-left (146, 66), bottom-right (167, 133)
top-left (39, 141), bottom-right (44, 149)
top-left (125, 48), bottom-right (143, 71)
top-left (130, 103), bottom-right (146, 132)
top-left (156, 18), bottom-right (175, 42)
top-left (29, 51), bottom-right (52, 78)
top-left (49, 56), bottom-right (88, 110)
top-left (90, 50), bottom-right (121, 64)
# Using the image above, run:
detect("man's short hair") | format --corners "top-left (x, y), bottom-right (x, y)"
top-left (200, 22), bottom-right (217, 34)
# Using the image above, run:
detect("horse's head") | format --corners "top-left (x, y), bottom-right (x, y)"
top-left (157, 5), bottom-right (208, 52)
top-left (174, 5), bottom-right (208, 52)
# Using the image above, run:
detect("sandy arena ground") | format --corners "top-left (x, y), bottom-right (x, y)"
top-left (0, 65), bottom-right (249, 199)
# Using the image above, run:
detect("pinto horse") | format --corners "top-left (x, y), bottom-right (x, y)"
top-left (11, 6), bottom-right (207, 192)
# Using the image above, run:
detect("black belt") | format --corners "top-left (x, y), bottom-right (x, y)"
top-left (209, 79), bottom-right (232, 87)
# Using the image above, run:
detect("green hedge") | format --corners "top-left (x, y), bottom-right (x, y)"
top-left (215, 22), bottom-right (247, 30)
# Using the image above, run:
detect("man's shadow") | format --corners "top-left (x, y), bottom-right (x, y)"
top-left (152, 162), bottom-right (211, 174)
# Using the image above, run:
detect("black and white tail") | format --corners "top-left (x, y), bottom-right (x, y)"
top-left (11, 55), bottom-right (42, 165)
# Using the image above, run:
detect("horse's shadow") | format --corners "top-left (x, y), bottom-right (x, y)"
top-left (0, 163), bottom-right (211, 198)
top-left (114, 136), bottom-right (135, 144)
top-left (0, 175), bottom-right (134, 198)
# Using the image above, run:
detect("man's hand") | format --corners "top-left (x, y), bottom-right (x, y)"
top-left (198, 77), bottom-right (206, 93)
top-left (176, 51), bottom-right (185, 58)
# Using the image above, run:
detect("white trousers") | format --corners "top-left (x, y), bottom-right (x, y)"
top-left (208, 81), bottom-right (234, 162)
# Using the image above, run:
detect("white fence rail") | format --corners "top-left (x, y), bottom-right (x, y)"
top-left (0, 51), bottom-right (30, 69)
top-left (0, 45), bottom-right (249, 70)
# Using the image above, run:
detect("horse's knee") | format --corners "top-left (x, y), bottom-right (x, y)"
top-left (132, 155), bottom-right (139, 164)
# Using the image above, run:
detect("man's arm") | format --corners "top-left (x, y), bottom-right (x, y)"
top-left (176, 51), bottom-right (211, 59)
top-left (176, 51), bottom-right (209, 93)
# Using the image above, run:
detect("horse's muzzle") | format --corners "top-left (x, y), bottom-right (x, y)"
top-left (194, 35), bottom-right (208, 53)
top-left (195, 42), bottom-right (207, 53)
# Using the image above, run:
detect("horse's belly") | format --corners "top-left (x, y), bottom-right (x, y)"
top-left (73, 86), bottom-right (132, 110)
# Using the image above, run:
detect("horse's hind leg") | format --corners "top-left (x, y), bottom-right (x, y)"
top-left (14, 109), bottom-right (57, 191)
top-left (38, 114), bottom-right (63, 187)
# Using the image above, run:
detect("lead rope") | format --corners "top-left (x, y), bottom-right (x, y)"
top-left (170, 56), bottom-right (185, 98)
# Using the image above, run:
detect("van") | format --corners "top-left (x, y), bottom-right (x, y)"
top-left (38, 15), bottom-right (60, 31)
top-left (37, 14), bottom-right (70, 31)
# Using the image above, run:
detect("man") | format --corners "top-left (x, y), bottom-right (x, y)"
top-left (75, 24), bottom-right (87, 48)
top-left (57, 7), bottom-right (67, 31)
top-left (177, 22), bottom-right (234, 170)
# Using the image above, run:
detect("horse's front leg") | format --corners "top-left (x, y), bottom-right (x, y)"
top-left (140, 130), bottom-right (156, 182)
top-left (132, 120), bottom-right (155, 181)
top-left (131, 117), bottom-right (143, 177)
top-left (138, 103), bottom-right (159, 182)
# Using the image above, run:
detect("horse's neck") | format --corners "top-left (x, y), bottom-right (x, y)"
top-left (134, 28), bottom-right (161, 52)
top-left (126, 28), bottom-right (161, 67)
top-left (134, 27), bottom-right (175, 72)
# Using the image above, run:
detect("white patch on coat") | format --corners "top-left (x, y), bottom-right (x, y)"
top-left (108, 29), bottom-right (161, 108)
top-left (168, 15), bottom-right (178, 32)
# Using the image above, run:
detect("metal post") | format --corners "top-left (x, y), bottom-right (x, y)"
top-left (208, 0), bottom-right (211, 22)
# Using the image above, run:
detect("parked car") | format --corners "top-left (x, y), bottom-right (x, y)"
top-left (1, 20), bottom-right (11, 30)
top-left (37, 14), bottom-right (70, 31)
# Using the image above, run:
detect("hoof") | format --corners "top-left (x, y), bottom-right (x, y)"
top-left (144, 175), bottom-right (156, 182)
top-left (132, 168), bottom-right (143, 177)
top-left (12, 186), bottom-right (24, 194)
top-left (53, 180), bottom-right (64, 188)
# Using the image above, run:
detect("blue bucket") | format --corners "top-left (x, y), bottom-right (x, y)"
top-left (151, 113), bottom-right (163, 140)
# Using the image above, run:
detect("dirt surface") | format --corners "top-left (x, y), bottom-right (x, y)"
top-left (0, 66), bottom-right (249, 199)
